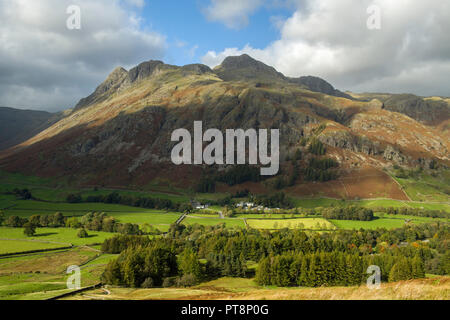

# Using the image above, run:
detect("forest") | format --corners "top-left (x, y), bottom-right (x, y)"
top-left (101, 221), bottom-right (449, 289)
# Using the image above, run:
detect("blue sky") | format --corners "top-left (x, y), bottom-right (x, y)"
top-left (140, 0), bottom-right (292, 66)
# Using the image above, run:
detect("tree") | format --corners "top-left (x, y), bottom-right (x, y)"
top-left (177, 274), bottom-right (197, 287)
top-left (77, 228), bottom-right (89, 238)
top-left (141, 277), bottom-right (155, 288)
top-left (255, 257), bottom-right (271, 286)
top-left (308, 139), bottom-right (326, 155)
top-left (50, 212), bottom-right (65, 227)
top-left (66, 193), bottom-right (82, 203)
top-left (66, 217), bottom-right (81, 229)
top-left (6, 215), bottom-right (24, 228)
top-left (297, 256), bottom-right (309, 287)
top-left (411, 255), bottom-right (425, 279)
top-left (389, 258), bottom-right (412, 282)
top-left (307, 253), bottom-right (319, 287)
top-left (29, 215), bottom-right (41, 227)
top-left (39, 215), bottom-right (50, 227)
top-left (179, 248), bottom-right (202, 282)
top-left (23, 222), bottom-right (36, 237)
top-left (0, 210), bottom-right (4, 226)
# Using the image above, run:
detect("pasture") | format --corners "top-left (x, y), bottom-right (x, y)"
top-left (0, 227), bottom-right (115, 247)
top-left (0, 247), bottom-right (116, 300)
top-left (246, 218), bottom-right (336, 230)
top-left (393, 171), bottom-right (450, 203)
top-left (0, 240), bottom-right (68, 255)
top-left (329, 213), bottom-right (446, 230)
top-left (183, 216), bottom-right (246, 229)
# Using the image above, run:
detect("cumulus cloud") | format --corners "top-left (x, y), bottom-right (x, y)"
top-left (203, 0), bottom-right (264, 30)
top-left (202, 0), bottom-right (450, 97)
top-left (0, 0), bottom-right (166, 111)
top-left (124, 0), bottom-right (146, 8)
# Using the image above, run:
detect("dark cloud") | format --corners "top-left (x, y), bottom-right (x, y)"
top-left (0, 0), bottom-right (166, 111)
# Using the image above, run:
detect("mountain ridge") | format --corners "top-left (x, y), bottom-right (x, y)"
top-left (0, 55), bottom-right (448, 200)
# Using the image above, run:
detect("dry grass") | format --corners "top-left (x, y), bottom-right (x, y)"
top-left (69, 277), bottom-right (449, 300)
top-left (0, 247), bottom-right (98, 275)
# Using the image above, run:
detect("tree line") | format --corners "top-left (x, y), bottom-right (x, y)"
top-left (322, 206), bottom-right (375, 221)
top-left (255, 251), bottom-right (425, 287)
top-left (2, 211), bottom-right (146, 237)
top-left (385, 207), bottom-right (449, 219)
top-left (196, 165), bottom-right (263, 193)
top-left (66, 192), bottom-right (191, 212)
top-left (303, 157), bottom-right (339, 182)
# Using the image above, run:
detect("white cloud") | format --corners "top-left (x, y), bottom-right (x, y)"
top-left (124, 0), bottom-right (145, 8)
top-left (203, 0), bottom-right (264, 30)
top-left (0, 0), bottom-right (166, 111)
top-left (202, 0), bottom-right (450, 97)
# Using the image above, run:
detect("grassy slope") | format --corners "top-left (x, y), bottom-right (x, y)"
top-left (392, 170), bottom-right (450, 203)
top-left (0, 247), bottom-right (116, 300)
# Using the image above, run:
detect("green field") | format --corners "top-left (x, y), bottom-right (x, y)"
top-left (235, 214), bottom-right (305, 219)
top-left (330, 218), bottom-right (406, 230)
top-left (0, 247), bottom-right (115, 300)
top-left (0, 240), bottom-right (69, 255)
top-left (0, 170), bottom-right (192, 204)
top-left (393, 170), bottom-right (450, 202)
top-left (246, 218), bottom-right (335, 230)
top-left (0, 227), bottom-right (115, 246)
top-left (292, 197), bottom-right (450, 212)
top-left (183, 216), bottom-right (246, 229)
top-left (330, 213), bottom-right (447, 230)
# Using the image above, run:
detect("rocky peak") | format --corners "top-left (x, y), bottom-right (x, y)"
top-left (73, 60), bottom-right (170, 112)
top-left (214, 54), bottom-right (285, 82)
top-left (127, 60), bottom-right (165, 83)
top-left (73, 66), bottom-right (129, 111)
top-left (288, 76), bottom-right (353, 100)
top-left (108, 66), bottom-right (128, 80)
top-left (181, 64), bottom-right (212, 75)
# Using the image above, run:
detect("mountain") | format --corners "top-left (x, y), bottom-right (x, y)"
top-left (212, 54), bottom-right (352, 99)
top-left (288, 76), bottom-right (353, 100)
top-left (0, 55), bottom-right (448, 200)
top-left (213, 54), bottom-right (285, 82)
top-left (0, 107), bottom-right (67, 151)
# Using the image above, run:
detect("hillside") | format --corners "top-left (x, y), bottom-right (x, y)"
top-left (0, 107), bottom-right (66, 151)
top-left (0, 55), bottom-right (448, 200)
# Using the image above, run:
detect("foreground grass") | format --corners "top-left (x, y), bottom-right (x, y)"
top-left (67, 277), bottom-right (449, 300)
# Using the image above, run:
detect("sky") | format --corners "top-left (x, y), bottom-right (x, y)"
top-left (0, 0), bottom-right (449, 112)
